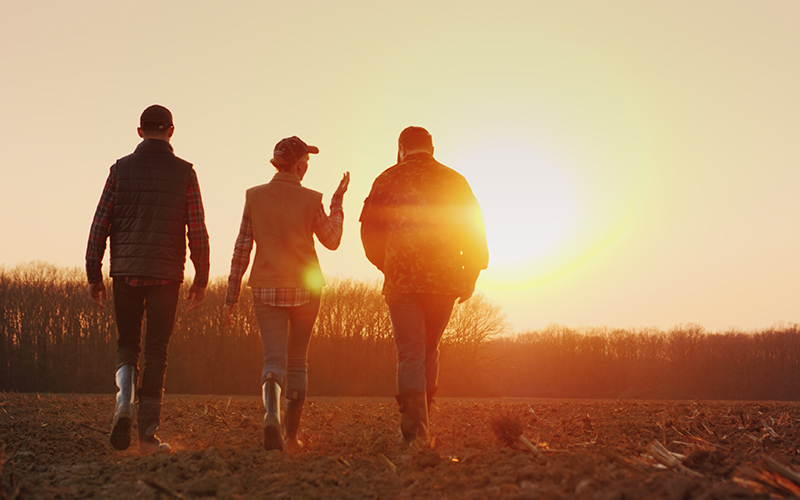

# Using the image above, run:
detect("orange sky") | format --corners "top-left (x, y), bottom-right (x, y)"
top-left (1, 1), bottom-right (798, 332)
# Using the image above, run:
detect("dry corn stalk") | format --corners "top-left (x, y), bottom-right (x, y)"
top-left (491, 414), bottom-right (544, 458)
top-left (142, 478), bottom-right (190, 500)
top-left (764, 456), bottom-right (800, 487)
top-left (761, 420), bottom-right (779, 438)
top-left (649, 441), bottom-right (703, 478)
top-left (737, 463), bottom-right (800, 498)
top-left (379, 454), bottom-right (397, 473)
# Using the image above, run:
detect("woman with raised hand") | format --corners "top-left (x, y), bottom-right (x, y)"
top-left (224, 136), bottom-right (349, 451)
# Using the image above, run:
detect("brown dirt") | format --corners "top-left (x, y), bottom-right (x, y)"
top-left (2, 394), bottom-right (800, 499)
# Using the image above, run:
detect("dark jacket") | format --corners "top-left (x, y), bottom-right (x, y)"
top-left (109, 139), bottom-right (193, 281)
top-left (360, 152), bottom-right (489, 295)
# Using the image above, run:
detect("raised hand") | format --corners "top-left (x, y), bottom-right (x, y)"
top-left (334, 172), bottom-right (350, 198)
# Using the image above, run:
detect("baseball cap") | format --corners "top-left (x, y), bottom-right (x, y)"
top-left (273, 136), bottom-right (319, 164)
top-left (398, 126), bottom-right (432, 147)
top-left (140, 105), bottom-right (173, 131)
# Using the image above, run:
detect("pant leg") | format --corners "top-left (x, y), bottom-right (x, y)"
top-left (252, 296), bottom-right (290, 387)
top-left (138, 282), bottom-right (181, 399)
top-left (422, 294), bottom-right (456, 397)
top-left (385, 294), bottom-right (427, 395)
top-left (285, 295), bottom-right (321, 398)
top-left (112, 278), bottom-right (146, 369)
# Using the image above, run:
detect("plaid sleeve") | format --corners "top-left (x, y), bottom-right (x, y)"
top-left (225, 207), bottom-right (254, 305)
top-left (312, 192), bottom-right (344, 250)
top-left (186, 170), bottom-right (210, 287)
top-left (85, 168), bottom-right (115, 283)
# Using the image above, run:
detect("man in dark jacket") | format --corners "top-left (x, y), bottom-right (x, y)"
top-left (360, 126), bottom-right (488, 444)
top-left (85, 104), bottom-right (209, 454)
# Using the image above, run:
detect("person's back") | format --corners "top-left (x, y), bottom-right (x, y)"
top-left (110, 139), bottom-right (194, 281)
top-left (224, 135), bottom-right (350, 451)
top-left (360, 126), bottom-right (488, 445)
top-left (86, 104), bottom-right (209, 455)
top-left (245, 175), bottom-right (324, 289)
top-left (362, 152), bottom-right (487, 296)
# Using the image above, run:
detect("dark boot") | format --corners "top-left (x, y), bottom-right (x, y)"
top-left (138, 396), bottom-right (171, 454)
top-left (262, 377), bottom-right (283, 451)
top-left (396, 392), bottom-right (429, 445)
top-left (110, 365), bottom-right (137, 450)
top-left (284, 395), bottom-right (305, 451)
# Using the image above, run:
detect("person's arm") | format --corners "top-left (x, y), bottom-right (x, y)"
top-left (85, 168), bottom-right (115, 308)
top-left (313, 172), bottom-right (349, 250)
top-left (359, 191), bottom-right (387, 272)
top-left (457, 185), bottom-right (489, 303)
top-left (185, 170), bottom-right (210, 311)
top-left (225, 206), bottom-right (254, 305)
top-left (223, 206), bottom-right (254, 325)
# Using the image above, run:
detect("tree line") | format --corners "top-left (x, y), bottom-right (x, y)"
top-left (1, 262), bottom-right (798, 400)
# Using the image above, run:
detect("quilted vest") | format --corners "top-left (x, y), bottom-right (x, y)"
top-left (109, 139), bottom-right (192, 281)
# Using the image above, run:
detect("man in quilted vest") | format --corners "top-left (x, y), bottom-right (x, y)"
top-left (85, 104), bottom-right (210, 454)
top-left (360, 126), bottom-right (489, 444)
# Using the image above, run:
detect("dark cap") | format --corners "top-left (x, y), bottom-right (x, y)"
top-left (398, 126), bottom-right (432, 148)
top-left (140, 105), bottom-right (173, 131)
top-left (273, 136), bottom-right (319, 164)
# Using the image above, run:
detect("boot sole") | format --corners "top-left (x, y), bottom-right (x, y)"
top-left (263, 414), bottom-right (283, 451)
top-left (264, 424), bottom-right (283, 451)
top-left (110, 416), bottom-right (132, 450)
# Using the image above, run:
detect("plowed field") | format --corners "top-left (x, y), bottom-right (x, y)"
top-left (3, 394), bottom-right (800, 499)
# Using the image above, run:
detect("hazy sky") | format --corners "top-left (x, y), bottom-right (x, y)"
top-left (1, 1), bottom-right (798, 333)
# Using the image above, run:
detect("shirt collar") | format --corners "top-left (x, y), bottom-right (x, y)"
top-left (271, 171), bottom-right (302, 185)
top-left (135, 138), bottom-right (174, 154)
top-left (403, 151), bottom-right (433, 161)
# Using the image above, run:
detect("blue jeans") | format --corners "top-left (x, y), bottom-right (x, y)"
top-left (252, 293), bottom-right (321, 398)
top-left (385, 293), bottom-right (456, 396)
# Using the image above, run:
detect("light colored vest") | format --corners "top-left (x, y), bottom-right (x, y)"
top-left (245, 172), bottom-right (325, 289)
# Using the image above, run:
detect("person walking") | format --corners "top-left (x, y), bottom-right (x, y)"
top-left (86, 104), bottom-right (210, 454)
top-left (360, 126), bottom-right (488, 444)
top-left (224, 136), bottom-right (349, 451)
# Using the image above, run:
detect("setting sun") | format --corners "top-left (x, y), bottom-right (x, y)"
top-left (455, 141), bottom-right (577, 291)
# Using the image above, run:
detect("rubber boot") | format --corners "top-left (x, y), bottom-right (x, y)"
top-left (262, 375), bottom-right (283, 451)
top-left (284, 394), bottom-right (305, 451)
top-left (110, 365), bottom-right (137, 450)
top-left (396, 392), bottom-right (429, 445)
top-left (138, 396), bottom-right (171, 454)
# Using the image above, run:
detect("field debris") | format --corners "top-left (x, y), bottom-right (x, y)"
top-left (490, 412), bottom-right (545, 458)
top-left (3, 395), bottom-right (800, 499)
top-left (379, 453), bottom-right (397, 473)
top-left (648, 441), bottom-right (704, 478)
top-left (142, 478), bottom-right (190, 499)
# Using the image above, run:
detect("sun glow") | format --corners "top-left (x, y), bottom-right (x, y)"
top-left (455, 142), bottom-right (579, 291)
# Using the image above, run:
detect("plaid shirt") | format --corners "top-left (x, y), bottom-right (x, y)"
top-left (225, 193), bottom-right (343, 306)
top-left (86, 165), bottom-right (210, 287)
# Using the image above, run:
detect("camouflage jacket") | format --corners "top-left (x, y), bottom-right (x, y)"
top-left (360, 152), bottom-right (489, 295)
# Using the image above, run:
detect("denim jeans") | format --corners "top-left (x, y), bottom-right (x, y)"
top-left (385, 293), bottom-right (456, 396)
top-left (252, 293), bottom-right (321, 398)
top-left (112, 278), bottom-right (181, 399)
